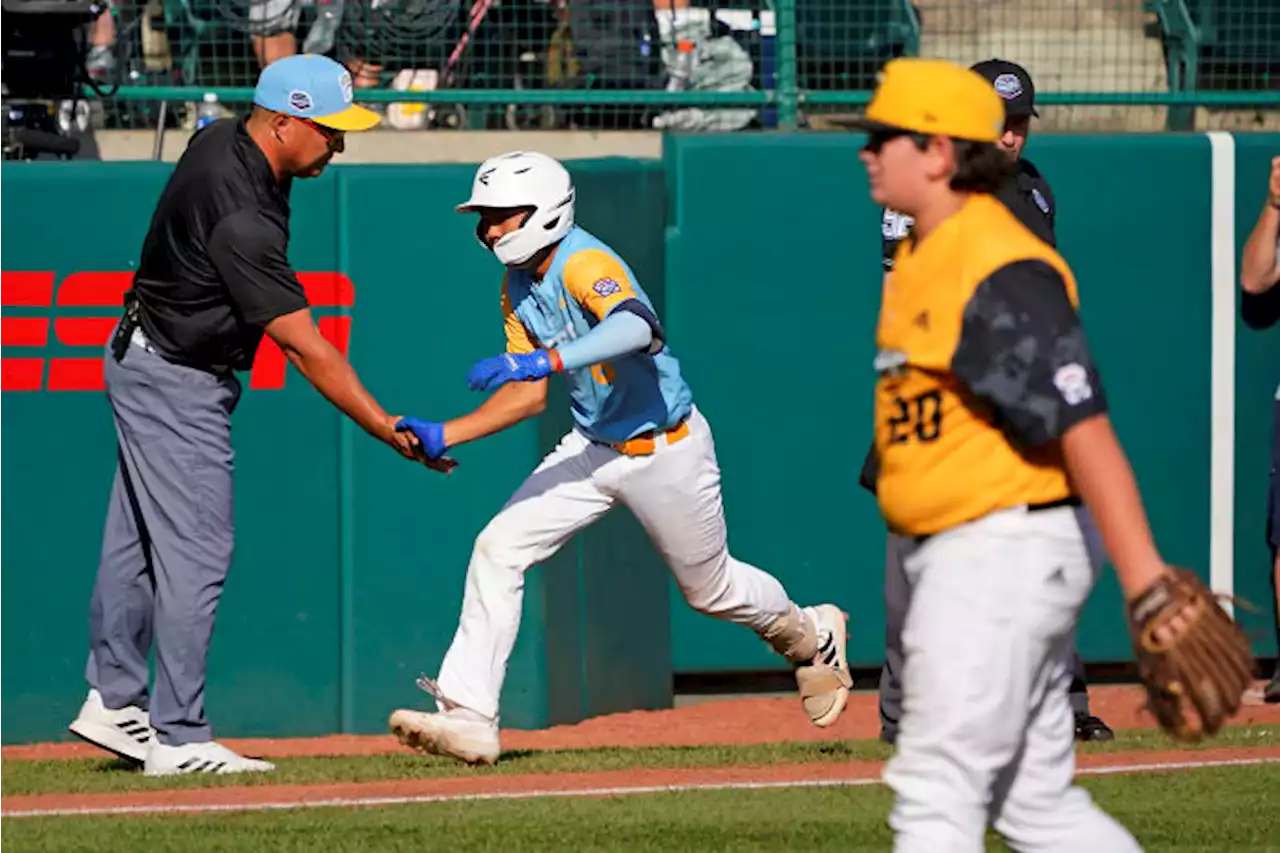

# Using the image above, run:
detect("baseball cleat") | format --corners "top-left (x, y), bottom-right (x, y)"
top-left (1264, 668), bottom-right (1280, 704)
top-left (796, 604), bottom-right (852, 727)
top-left (1074, 714), bottom-right (1115, 742)
top-left (67, 689), bottom-right (154, 764)
top-left (389, 708), bottom-right (500, 766)
top-left (143, 741), bottom-right (275, 776)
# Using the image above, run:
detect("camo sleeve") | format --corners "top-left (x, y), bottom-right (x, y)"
top-left (949, 259), bottom-right (1108, 449)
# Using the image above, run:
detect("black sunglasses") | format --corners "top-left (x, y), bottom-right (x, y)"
top-left (863, 128), bottom-right (929, 154)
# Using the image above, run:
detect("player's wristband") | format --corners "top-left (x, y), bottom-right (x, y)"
top-left (546, 349), bottom-right (564, 373)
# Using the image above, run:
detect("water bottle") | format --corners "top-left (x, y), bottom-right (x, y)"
top-left (303, 0), bottom-right (344, 56)
top-left (195, 93), bottom-right (220, 130)
top-left (666, 39), bottom-right (695, 92)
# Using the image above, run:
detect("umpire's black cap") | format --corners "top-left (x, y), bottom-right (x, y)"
top-left (969, 59), bottom-right (1039, 118)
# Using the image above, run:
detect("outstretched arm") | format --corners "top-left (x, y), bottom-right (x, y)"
top-left (445, 379), bottom-right (548, 447)
top-left (267, 308), bottom-right (411, 454)
top-left (207, 211), bottom-right (424, 463)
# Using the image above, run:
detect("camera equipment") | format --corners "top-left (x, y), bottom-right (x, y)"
top-left (3, 101), bottom-right (82, 159)
top-left (2, 0), bottom-right (107, 159)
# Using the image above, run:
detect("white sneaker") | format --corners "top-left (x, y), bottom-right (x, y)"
top-left (143, 741), bottom-right (276, 776)
top-left (389, 707), bottom-right (501, 765)
top-left (796, 604), bottom-right (852, 727)
top-left (68, 689), bottom-right (154, 764)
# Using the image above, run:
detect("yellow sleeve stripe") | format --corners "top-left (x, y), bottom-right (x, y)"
top-left (561, 248), bottom-right (638, 321)
top-left (501, 278), bottom-right (537, 355)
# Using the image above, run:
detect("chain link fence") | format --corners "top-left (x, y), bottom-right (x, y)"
top-left (77, 0), bottom-right (1280, 132)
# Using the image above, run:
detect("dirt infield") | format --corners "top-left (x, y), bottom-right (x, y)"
top-left (5, 684), bottom-right (1278, 818)
top-left (7, 684), bottom-right (1279, 762)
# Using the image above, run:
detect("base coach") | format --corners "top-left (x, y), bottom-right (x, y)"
top-left (67, 54), bottom-right (449, 776)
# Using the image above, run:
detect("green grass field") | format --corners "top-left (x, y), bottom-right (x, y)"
top-left (3, 724), bottom-right (1277, 796)
top-left (4, 726), bottom-right (1278, 852)
top-left (4, 766), bottom-right (1278, 852)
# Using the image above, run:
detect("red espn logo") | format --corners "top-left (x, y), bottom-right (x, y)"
top-left (1, 271), bottom-right (354, 392)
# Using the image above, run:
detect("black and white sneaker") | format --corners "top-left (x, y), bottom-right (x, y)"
top-left (68, 689), bottom-right (154, 764)
top-left (795, 605), bottom-right (853, 727)
top-left (144, 741), bottom-right (275, 776)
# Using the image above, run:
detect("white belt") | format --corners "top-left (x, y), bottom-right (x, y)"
top-left (130, 325), bottom-right (159, 354)
top-left (129, 325), bottom-right (231, 374)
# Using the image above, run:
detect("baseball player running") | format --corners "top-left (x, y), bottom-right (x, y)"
top-left (870, 58), bottom-right (1113, 745)
top-left (854, 58), bottom-right (1252, 851)
top-left (387, 151), bottom-right (851, 765)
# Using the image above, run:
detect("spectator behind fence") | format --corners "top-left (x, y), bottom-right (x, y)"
top-left (1240, 154), bottom-right (1280, 704)
top-left (247, 0), bottom-right (304, 68)
top-left (562, 0), bottom-right (663, 129)
top-left (651, 0), bottom-right (756, 132)
top-left (86, 0), bottom-right (118, 81)
top-left (243, 0), bottom-right (420, 125)
top-left (245, 0), bottom-right (348, 70)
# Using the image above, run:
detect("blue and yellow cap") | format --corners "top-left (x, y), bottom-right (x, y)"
top-left (853, 58), bottom-right (1005, 143)
top-left (252, 54), bottom-right (380, 132)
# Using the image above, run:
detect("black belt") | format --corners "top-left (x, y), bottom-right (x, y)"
top-left (1026, 496), bottom-right (1082, 513)
top-left (109, 290), bottom-right (143, 364)
top-left (906, 496), bottom-right (1083, 545)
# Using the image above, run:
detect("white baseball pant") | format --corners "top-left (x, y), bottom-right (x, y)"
top-left (879, 506), bottom-right (1108, 736)
top-left (883, 504), bottom-right (1141, 853)
top-left (433, 406), bottom-right (796, 721)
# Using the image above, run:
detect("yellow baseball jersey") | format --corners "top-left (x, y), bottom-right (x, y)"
top-left (873, 193), bottom-right (1108, 537)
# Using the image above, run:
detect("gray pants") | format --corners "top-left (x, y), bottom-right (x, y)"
top-left (878, 506), bottom-right (1104, 736)
top-left (84, 330), bottom-right (241, 746)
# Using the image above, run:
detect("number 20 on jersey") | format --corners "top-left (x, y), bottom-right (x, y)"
top-left (888, 389), bottom-right (943, 443)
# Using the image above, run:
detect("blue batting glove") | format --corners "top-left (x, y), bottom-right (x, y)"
top-left (395, 418), bottom-right (447, 459)
top-left (466, 350), bottom-right (556, 392)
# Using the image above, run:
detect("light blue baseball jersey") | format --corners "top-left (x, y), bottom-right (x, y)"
top-left (501, 226), bottom-right (693, 444)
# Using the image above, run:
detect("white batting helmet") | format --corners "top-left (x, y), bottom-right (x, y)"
top-left (456, 151), bottom-right (576, 266)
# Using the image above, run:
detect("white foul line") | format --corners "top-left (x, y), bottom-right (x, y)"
top-left (4, 756), bottom-right (1277, 819)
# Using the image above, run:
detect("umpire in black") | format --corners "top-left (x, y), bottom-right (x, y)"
top-left (866, 58), bottom-right (1116, 744)
top-left (1240, 154), bottom-right (1280, 703)
top-left (67, 54), bottom-right (444, 777)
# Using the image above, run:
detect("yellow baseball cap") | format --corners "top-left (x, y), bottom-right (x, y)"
top-left (852, 58), bottom-right (1005, 143)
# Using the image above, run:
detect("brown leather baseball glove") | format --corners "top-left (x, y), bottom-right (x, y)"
top-left (1128, 568), bottom-right (1256, 742)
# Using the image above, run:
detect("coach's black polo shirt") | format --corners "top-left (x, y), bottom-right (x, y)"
top-left (131, 118), bottom-right (308, 372)
top-left (861, 157), bottom-right (1059, 494)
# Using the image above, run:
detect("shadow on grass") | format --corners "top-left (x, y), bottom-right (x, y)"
top-left (91, 759), bottom-right (141, 775)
